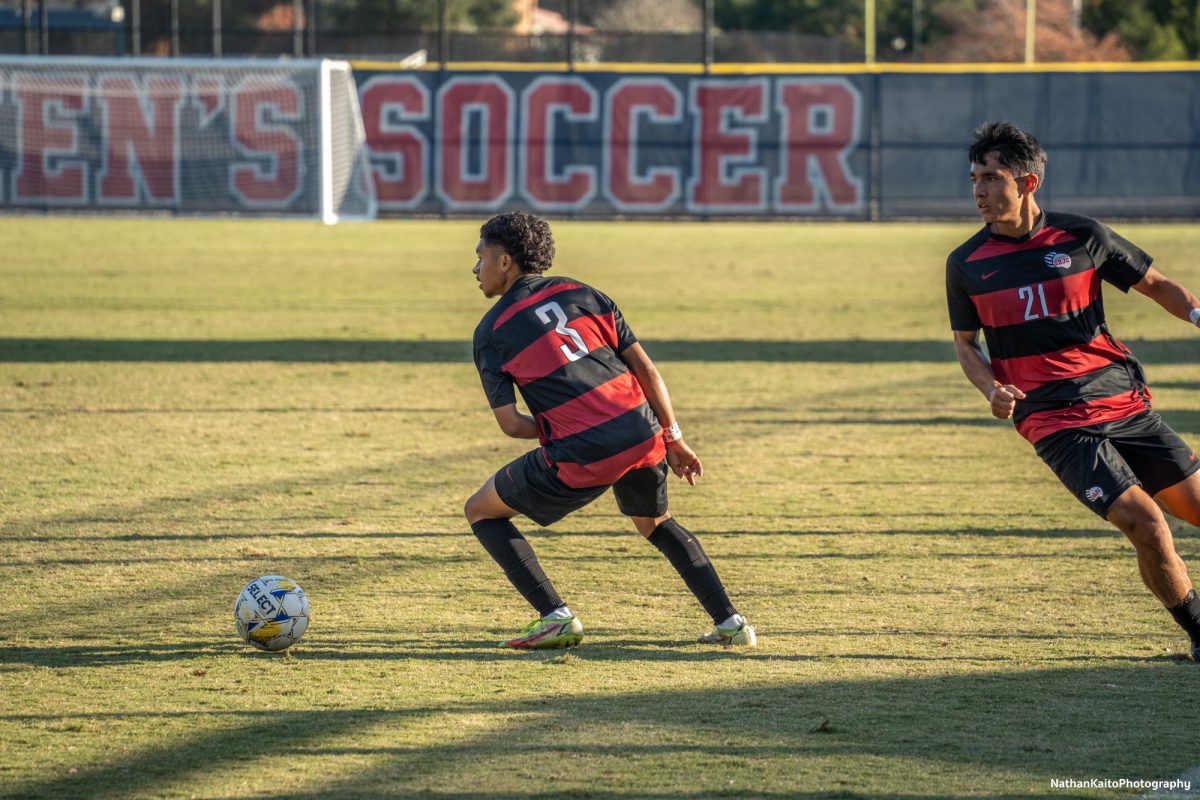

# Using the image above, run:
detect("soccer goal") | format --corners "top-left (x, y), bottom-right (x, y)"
top-left (0, 56), bottom-right (377, 223)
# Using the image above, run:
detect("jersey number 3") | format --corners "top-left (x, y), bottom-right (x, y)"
top-left (535, 300), bottom-right (589, 361)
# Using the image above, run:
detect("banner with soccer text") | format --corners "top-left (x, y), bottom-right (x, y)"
top-left (0, 57), bottom-right (375, 221)
top-left (3, 60), bottom-right (1197, 220)
top-left (353, 69), bottom-right (871, 218)
top-left (352, 67), bottom-right (1200, 220)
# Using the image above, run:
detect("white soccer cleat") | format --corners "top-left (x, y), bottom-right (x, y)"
top-left (699, 619), bottom-right (757, 647)
top-left (501, 616), bottom-right (584, 650)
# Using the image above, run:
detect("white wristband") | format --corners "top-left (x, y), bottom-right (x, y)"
top-left (1189, 308), bottom-right (1200, 327)
top-left (662, 422), bottom-right (683, 442)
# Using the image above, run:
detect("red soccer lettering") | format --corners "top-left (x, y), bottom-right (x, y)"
top-left (521, 77), bottom-right (598, 210)
top-left (229, 79), bottom-right (304, 208)
top-left (97, 76), bottom-right (185, 205)
top-left (688, 79), bottom-right (768, 212)
top-left (436, 77), bottom-right (514, 209)
top-left (359, 75), bottom-right (430, 210)
top-left (604, 78), bottom-right (682, 211)
top-left (774, 78), bottom-right (863, 212)
top-left (13, 75), bottom-right (88, 204)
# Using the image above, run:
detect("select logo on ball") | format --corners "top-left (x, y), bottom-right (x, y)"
top-left (234, 575), bottom-right (310, 651)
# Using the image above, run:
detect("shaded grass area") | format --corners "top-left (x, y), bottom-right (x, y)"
top-left (3, 663), bottom-right (1196, 800)
top-left (3, 337), bottom-right (1200, 365)
top-left (3, 219), bottom-right (1200, 798)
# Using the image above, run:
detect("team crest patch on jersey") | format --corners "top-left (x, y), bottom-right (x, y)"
top-left (1044, 252), bottom-right (1072, 270)
top-left (1084, 486), bottom-right (1105, 502)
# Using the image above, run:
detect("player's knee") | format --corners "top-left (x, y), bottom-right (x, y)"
top-left (630, 517), bottom-right (656, 537)
top-left (463, 494), bottom-right (480, 523)
top-left (631, 513), bottom-right (671, 538)
top-left (1146, 529), bottom-right (1180, 562)
top-left (1125, 516), bottom-right (1174, 555)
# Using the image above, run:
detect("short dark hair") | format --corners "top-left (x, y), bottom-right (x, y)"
top-left (479, 212), bottom-right (555, 275)
top-left (968, 121), bottom-right (1046, 183)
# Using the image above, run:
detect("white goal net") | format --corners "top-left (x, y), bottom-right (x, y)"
top-left (0, 56), bottom-right (377, 223)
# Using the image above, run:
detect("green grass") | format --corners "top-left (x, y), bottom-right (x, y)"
top-left (2, 218), bottom-right (1199, 799)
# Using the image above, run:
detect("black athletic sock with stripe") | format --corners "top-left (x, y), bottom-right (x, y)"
top-left (1168, 589), bottom-right (1200, 645)
top-left (471, 518), bottom-right (563, 617)
top-left (648, 518), bottom-right (737, 625)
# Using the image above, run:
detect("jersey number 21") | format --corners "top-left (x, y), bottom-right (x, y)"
top-left (535, 301), bottom-right (589, 361)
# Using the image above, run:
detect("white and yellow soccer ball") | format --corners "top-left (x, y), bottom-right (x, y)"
top-left (234, 575), bottom-right (310, 651)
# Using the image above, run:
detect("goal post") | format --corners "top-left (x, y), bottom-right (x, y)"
top-left (0, 56), bottom-right (377, 222)
top-left (320, 58), bottom-right (377, 224)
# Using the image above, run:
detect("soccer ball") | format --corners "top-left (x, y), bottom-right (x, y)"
top-left (234, 575), bottom-right (310, 651)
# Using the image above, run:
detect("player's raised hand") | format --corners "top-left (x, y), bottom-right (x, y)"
top-left (988, 383), bottom-right (1026, 420)
top-left (665, 440), bottom-right (703, 486)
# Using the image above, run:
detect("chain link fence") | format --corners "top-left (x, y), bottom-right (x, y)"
top-left (0, 0), bottom-right (867, 63)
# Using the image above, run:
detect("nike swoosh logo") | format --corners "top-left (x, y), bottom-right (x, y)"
top-left (981, 270), bottom-right (1001, 279)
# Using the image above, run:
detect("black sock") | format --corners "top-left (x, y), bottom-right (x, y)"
top-left (471, 518), bottom-right (563, 617)
top-left (1168, 589), bottom-right (1200, 644)
top-left (647, 518), bottom-right (737, 625)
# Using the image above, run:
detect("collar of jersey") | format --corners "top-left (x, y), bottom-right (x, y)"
top-left (502, 273), bottom-right (539, 299)
top-left (986, 210), bottom-right (1047, 245)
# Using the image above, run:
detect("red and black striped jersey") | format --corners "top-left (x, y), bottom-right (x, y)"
top-left (946, 211), bottom-right (1152, 445)
top-left (473, 274), bottom-right (665, 488)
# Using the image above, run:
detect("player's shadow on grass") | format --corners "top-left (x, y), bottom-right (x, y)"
top-left (2, 336), bottom-right (1195, 365)
top-left (0, 552), bottom-right (480, 568)
top-left (216, 627), bottom-right (1172, 666)
top-left (287, 638), bottom-right (812, 664)
top-left (0, 640), bottom-right (243, 668)
top-left (0, 525), bottom-right (1129, 544)
top-left (0, 337), bottom-right (953, 363)
top-left (5, 530), bottom-right (472, 543)
top-left (536, 527), bottom-right (1124, 540)
top-left (2, 545), bottom-right (1132, 572)
top-left (8, 662), bottom-right (1200, 800)
top-left (1, 632), bottom-right (798, 670)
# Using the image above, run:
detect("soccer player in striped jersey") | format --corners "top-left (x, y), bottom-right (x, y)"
top-left (947, 121), bottom-right (1200, 661)
top-left (464, 212), bottom-right (755, 650)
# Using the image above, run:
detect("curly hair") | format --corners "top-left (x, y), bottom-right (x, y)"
top-left (968, 121), bottom-right (1047, 183)
top-left (479, 212), bottom-right (556, 275)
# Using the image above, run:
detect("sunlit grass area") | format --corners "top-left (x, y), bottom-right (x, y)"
top-left (2, 218), bottom-right (1199, 798)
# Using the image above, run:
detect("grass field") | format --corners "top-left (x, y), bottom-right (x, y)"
top-left (2, 217), bottom-right (1199, 799)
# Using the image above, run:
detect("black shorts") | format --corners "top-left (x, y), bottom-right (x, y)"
top-left (494, 449), bottom-right (669, 527)
top-left (1034, 411), bottom-right (1200, 518)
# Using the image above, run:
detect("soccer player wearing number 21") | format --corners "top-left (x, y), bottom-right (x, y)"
top-left (464, 212), bottom-right (755, 649)
top-left (947, 121), bottom-right (1200, 661)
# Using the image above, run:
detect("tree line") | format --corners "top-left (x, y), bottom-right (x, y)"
top-left (136, 0), bottom-right (1199, 61)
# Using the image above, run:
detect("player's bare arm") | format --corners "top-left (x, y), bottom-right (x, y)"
top-left (491, 403), bottom-right (540, 439)
top-left (619, 342), bottom-right (703, 486)
top-left (952, 329), bottom-right (1025, 420)
top-left (1132, 267), bottom-right (1200, 325)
